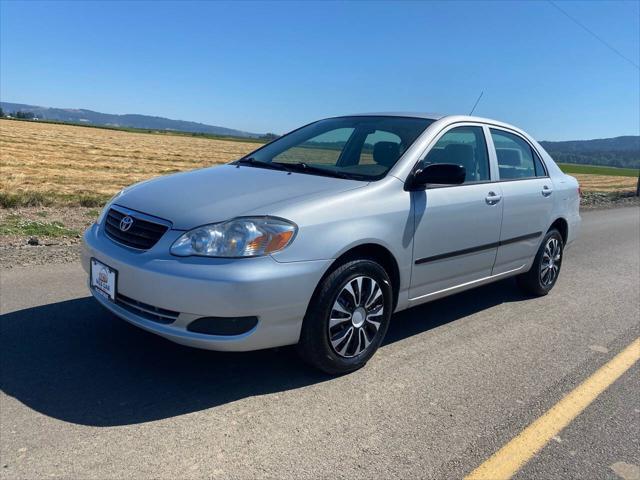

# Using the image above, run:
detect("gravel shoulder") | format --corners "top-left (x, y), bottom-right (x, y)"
top-left (0, 196), bottom-right (638, 269)
top-left (580, 191), bottom-right (639, 210)
top-left (0, 206), bottom-right (96, 269)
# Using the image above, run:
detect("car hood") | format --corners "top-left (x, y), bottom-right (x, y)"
top-left (114, 164), bottom-right (366, 230)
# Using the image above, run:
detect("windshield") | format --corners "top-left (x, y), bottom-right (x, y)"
top-left (235, 116), bottom-right (434, 180)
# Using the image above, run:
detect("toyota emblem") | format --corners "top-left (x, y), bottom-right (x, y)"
top-left (119, 215), bottom-right (134, 232)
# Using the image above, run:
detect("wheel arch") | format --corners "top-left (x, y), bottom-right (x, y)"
top-left (317, 243), bottom-right (401, 311)
top-left (549, 217), bottom-right (569, 244)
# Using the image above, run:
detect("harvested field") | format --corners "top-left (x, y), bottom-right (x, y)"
top-left (0, 119), bottom-right (258, 205)
top-left (571, 173), bottom-right (637, 192)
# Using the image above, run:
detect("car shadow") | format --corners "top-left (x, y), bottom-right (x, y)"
top-left (1, 278), bottom-right (528, 427)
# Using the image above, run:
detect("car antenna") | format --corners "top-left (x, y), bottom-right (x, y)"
top-left (469, 91), bottom-right (484, 115)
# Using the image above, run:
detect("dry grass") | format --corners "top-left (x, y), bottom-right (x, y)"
top-left (571, 174), bottom-right (637, 192)
top-left (1, 119), bottom-right (637, 207)
top-left (0, 119), bottom-right (257, 205)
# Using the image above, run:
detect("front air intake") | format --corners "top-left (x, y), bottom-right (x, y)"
top-left (187, 316), bottom-right (259, 336)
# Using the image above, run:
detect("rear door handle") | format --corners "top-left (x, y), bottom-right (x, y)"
top-left (542, 185), bottom-right (553, 197)
top-left (485, 191), bottom-right (502, 205)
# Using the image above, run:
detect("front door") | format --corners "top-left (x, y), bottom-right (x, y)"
top-left (409, 125), bottom-right (503, 301)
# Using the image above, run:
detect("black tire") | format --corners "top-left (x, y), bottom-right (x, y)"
top-left (516, 229), bottom-right (564, 296)
top-left (297, 259), bottom-right (393, 375)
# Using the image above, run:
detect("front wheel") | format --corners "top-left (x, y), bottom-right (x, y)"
top-left (297, 259), bottom-right (393, 375)
top-left (517, 229), bottom-right (564, 296)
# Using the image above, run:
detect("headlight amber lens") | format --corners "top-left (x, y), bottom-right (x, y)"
top-left (170, 217), bottom-right (297, 257)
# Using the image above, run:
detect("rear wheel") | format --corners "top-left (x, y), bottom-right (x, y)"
top-left (297, 259), bottom-right (393, 374)
top-left (517, 229), bottom-right (564, 296)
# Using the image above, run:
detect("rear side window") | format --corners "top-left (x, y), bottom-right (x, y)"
top-left (423, 126), bottom-right (490, 183)
top-left (491, 129), bottom-right (546, 179)
top-left (533, 151), bottom-right (547, 176)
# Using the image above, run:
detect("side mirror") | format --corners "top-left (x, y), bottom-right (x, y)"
top-left (407, 163), bottom-right (466, 190)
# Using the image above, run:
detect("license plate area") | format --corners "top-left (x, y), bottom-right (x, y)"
top-left (90, 258), bottom-right (117, 301)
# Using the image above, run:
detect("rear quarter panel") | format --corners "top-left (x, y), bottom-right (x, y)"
top-left (531, 139), bottom-right (581, 245)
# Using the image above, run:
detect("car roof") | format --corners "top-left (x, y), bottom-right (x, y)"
top-left (343, 112), bottom-right (528, 135)
top-left (345, 112), bottom-right (445, 120)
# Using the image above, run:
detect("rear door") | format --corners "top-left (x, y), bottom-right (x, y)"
top-left (409, 124), bottom-right (503, 301)
top-left (488, 128), bottom-right (554, 275)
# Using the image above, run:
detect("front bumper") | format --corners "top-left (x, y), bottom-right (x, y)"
top-left (82, 223), bottom-right (332, 351)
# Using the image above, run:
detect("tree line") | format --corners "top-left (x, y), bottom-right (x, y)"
top-left (0, 108), bottom-right (40, 119)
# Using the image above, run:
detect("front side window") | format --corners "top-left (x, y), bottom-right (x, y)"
top-left (236, 116), bottom-right (434, 180)
top-left (422, 126), bottom-right (490, 183)
top-left (491, 129), bottom-right (546, 179)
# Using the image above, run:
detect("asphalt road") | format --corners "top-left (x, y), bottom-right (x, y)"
top-left (1, 207), bottom-right (638, 479)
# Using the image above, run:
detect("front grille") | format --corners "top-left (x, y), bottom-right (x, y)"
top-left (104, 208), bottom-right (169, 250)
top-left (115, 293), bottom-right (179, 324)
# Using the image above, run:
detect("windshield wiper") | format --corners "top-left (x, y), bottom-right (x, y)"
top-left (272, 162), bottom-right (352, 179)
top-left (235, 157), bottom-right (292, 172)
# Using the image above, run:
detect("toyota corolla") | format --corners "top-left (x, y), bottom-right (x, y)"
top-left (83, 113), bottom-right (581, 373)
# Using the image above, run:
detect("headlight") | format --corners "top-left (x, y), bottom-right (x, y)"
top-left (170, 217), bottom-right (297, 258)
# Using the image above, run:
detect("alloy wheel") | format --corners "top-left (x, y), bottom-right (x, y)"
top-left (540, 237), bottom-right (562, 287)
top-left (328, 276), bottom-right (385, 358)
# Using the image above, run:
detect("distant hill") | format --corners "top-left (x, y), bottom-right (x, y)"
top-left (0, 101), bottom-right (258, 138)
top-left (540, 136), bottom-right (639, 169)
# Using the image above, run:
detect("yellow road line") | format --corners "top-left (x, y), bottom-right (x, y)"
top-left (465, 337), bottom-right (640, 480)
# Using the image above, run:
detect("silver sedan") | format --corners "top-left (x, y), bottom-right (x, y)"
top-left (83, 113), bottom-right (581, 373)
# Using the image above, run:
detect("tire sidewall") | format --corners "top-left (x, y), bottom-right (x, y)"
top-left (533, 229), bottom-right (564, 293)
top-left (301, 259), bottom-right (393, 374)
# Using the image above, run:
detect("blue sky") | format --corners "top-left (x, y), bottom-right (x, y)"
top-left (1, 0), bottom-right (638, 140)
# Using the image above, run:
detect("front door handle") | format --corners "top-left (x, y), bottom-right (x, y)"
top-left (542, 185), bottom-right (553, 197)
top-left (485, 191), bottom-right (502, 205)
